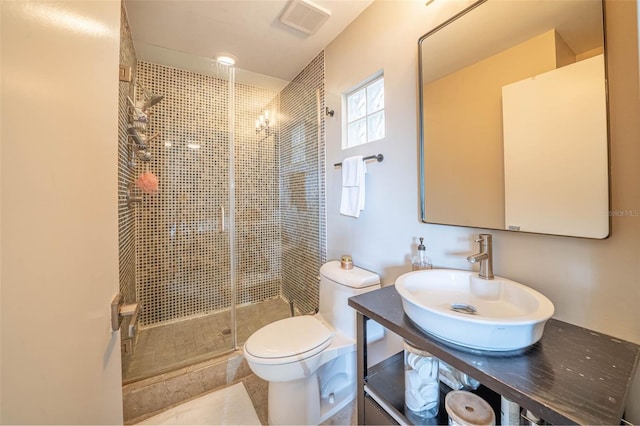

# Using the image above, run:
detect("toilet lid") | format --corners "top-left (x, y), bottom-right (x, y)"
top-left (245, 316), bottom-right (334, 361)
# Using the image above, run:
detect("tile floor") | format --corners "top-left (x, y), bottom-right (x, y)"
top-left (136, 382), bottom-right (260, 425)
top-left (123, 297), bottom-right (291, 382)
top-left (133, 373), bottom-right (356, 426)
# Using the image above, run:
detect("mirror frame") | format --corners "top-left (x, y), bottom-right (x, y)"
top-left (418, 0), bottom-right (611, 239)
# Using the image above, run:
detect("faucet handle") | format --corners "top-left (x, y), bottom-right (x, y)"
top-left (474, 234), bottom-right (492, 245)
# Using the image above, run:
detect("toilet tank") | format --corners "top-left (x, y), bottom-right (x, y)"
top-left (318, 260), bottom-right (380, 339)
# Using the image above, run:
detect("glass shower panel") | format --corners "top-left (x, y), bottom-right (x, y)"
top-left (278, 52), bottom-right (326, 319)
top-left (233, 81), bottom-right (290, 344)
top-left (229, 53), bottom-right (327, 345)
top-left (122, 56), bottom-right (235, 383)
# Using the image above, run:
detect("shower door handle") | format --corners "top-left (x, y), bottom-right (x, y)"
top-left (219, 206), bottom-right (225, 232)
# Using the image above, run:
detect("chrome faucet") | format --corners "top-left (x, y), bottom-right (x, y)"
top-left (467, 234), bottom-right (494, 280)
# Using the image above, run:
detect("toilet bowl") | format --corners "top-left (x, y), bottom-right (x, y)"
top-left (243, 261), bottom-right (381, 425)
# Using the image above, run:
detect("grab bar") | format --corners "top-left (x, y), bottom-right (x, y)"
top-left (219, 206), bottom-right (225, 232)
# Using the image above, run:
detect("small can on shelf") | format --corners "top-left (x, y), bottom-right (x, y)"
top-left (445, 390), bottom-right (495, 426)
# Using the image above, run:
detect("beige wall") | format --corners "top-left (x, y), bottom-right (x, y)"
top-left (1, 1), bottom-right (123, 423)
top-left (326, 0), bottom-right (640, 420)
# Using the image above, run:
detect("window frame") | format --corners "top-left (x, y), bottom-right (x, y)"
top-left (342, 71), bottom-right (385, 149)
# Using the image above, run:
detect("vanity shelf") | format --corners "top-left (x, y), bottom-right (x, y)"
top-left (364, 351), bottom-right (501, 425)
top-left (349, 285), bottom-right (640, 425)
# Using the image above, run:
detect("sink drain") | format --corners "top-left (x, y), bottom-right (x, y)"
top-left (450, 303), bottom-right (477, 315)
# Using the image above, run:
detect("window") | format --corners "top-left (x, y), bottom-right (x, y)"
top-left (343, 73), bottom-right (385, 148)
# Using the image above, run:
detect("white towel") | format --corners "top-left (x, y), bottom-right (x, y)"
top-left (340, 156), bottom-right (367, 218)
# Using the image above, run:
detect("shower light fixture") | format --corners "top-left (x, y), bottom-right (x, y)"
top-left (255, 110), bottom-right (272, 137)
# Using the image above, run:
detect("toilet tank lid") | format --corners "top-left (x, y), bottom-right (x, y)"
top-left (320, 261), bottom-right (380, 288)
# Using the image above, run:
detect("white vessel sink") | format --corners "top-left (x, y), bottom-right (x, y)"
top-left (395, 269), bottom-right (554, 353)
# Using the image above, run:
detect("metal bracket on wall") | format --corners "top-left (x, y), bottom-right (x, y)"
top-left (110, 292), bottom-right (140, 337)
top-left (126, 183), bottom-right (143, 208)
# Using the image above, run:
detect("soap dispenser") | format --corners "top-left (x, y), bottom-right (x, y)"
top-left (412, 237), bottom-right (432, 271)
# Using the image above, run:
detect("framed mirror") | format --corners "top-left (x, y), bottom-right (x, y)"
top-left (419, 0), bottom-right (609, 238)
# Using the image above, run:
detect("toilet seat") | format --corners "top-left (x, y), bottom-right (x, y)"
top-left (244, 315), bottom-right (334, 365)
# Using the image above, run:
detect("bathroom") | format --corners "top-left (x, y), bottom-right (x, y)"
top-left (1, 0), bottom-right (639, 424)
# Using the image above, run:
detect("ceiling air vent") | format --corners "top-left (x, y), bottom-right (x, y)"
top-left (280, 0), bottom-right (331, 35)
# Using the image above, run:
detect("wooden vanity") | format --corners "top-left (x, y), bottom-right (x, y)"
top-left (349, 285), bottom-right (640, 425)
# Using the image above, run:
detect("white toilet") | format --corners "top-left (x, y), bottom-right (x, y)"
top-left (243, 260), bottom-right (382, 425)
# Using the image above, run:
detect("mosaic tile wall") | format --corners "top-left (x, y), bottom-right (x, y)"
top-left (118, 3), bottom-right (137, 309)
top-left (279, 51), bottom-right (327, 315)
top-left (134, 62), bottom-right (282, 326)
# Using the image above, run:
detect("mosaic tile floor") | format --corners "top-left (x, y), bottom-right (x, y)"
top-left (123, 297), bottom-right (291, 383)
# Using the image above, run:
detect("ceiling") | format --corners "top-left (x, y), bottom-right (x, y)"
top-left (124, 0), bottom-right (374, 89)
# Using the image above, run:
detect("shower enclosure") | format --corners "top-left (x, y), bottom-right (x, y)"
top-left (118, 45), bottom-right (326, 383)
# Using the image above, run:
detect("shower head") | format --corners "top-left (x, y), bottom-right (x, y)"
top-left (143, 94), bottom-right (164, 110)
top-left (137, 83), bottom-right (164, 111)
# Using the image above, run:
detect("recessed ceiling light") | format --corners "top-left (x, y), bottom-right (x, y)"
top-left (216, 54), bottom-right (236, 66)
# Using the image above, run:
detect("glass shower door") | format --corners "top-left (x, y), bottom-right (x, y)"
top-left (121, 54), bottom-right (236, 383)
